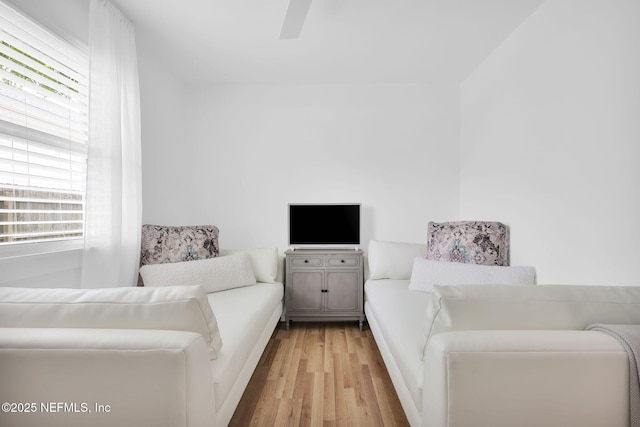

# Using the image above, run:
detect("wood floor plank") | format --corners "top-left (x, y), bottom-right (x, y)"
top-left (295, 359), bottom-right (313, 426)
top-left (349, 352), bottom-right (367, 407)
top-left (338, 349), bottom-right (354, 390)
top-left (283, 347), bottom-right (303, 399)
top-left (358, 364), bottom-right (385, 425)
top-left (311, 372), bottom-right (325, 427)
top-left (230, 322), bottom-right (410, 426)
top-left (332, 352), bottom-right (348, 425)
top-left (274, 397), bottom-right (303, 426)
top-left (373, 377), bottom-right (409, 427)
top-left (267, 334), bottom-right (287, 381)
top-left (343, 387), bottom-right (358, 426)
top-left (323, 371), bottom-right (336, 422)
top-left (307, 329), bottom-right (324, 374)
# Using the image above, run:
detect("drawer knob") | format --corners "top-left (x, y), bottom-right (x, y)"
top-left (341, 259), bottom-right (345, 263)
top-left (304, 260), bottom-right (308, 263)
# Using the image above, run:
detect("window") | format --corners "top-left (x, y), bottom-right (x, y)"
top-left (0, 1), bottom-right (88, 254)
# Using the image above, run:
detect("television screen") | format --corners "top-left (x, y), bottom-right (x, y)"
top-left (289, 204), bottom-right (360, 246)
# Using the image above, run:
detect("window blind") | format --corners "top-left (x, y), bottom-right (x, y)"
top-left (0, 1), bottom-right (88, 248)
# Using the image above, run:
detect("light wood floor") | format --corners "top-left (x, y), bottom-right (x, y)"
top-left (229, 321), bottom-right (409, 427)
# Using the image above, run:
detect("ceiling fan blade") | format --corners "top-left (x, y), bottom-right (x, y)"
top-left (279, 0), bottom-right (312, 39)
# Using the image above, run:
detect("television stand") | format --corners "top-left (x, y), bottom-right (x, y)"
top-left (284, 248), bottom-right (364, 330)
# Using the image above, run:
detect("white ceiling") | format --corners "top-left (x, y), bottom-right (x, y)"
top-left (110, 0), bottom-right (545, 84)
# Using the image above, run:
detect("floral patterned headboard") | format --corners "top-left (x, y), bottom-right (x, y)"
top-left (138, 224), bottom-right (220, 286)
top-left (426, 221), bottom-right (509, 266)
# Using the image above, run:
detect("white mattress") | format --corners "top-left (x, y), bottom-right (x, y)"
top-left (207, 282), bottom-right (283, 412)
top-left (364, 279), bottom-right (430, 412)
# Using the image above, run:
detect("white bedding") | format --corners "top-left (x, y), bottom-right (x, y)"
top-left (207, 282), bottom-right (283, 414)
top-left (364, 279), bottom-right (430, 413)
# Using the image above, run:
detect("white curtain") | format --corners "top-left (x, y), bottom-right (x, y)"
top-left (81, 0), bottom-right (142, 288)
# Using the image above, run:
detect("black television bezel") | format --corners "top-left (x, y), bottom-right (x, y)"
top-left (288, 203), bottom-right (361, 248)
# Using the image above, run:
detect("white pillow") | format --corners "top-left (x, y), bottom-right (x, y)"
top-left (219, 248), bottom-right (279, 283)
top-left (417, 284), bottom-right (640, 360)
top-left (368, 240), bottom-right (427, 280)
top-left (0, 285), bottom-right (223, 359)
top-left (140, 253), bottom-right (257, 293)
top-left (409, 258), bottom-right (536, 293)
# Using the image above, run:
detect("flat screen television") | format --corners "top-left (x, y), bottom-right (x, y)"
top-left (288, 203), bottom-right (361, 247)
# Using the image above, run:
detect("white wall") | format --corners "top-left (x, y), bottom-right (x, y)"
top-left (137, 32), bottom-right (190, 227)
top-left (141, 83), bottom-right (460, 252)
top-left (460, 0), bottom-right (640, 284)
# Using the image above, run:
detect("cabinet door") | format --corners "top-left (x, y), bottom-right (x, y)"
top-left (325, 270), bottom-right (360, 311)
top-left (289, 271), bottom-right (324, 311)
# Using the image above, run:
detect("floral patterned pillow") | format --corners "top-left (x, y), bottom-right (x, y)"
top-left (426, 221), bottom-right (509, 266)
top-left (139, 225), bottom-right (220, 285)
